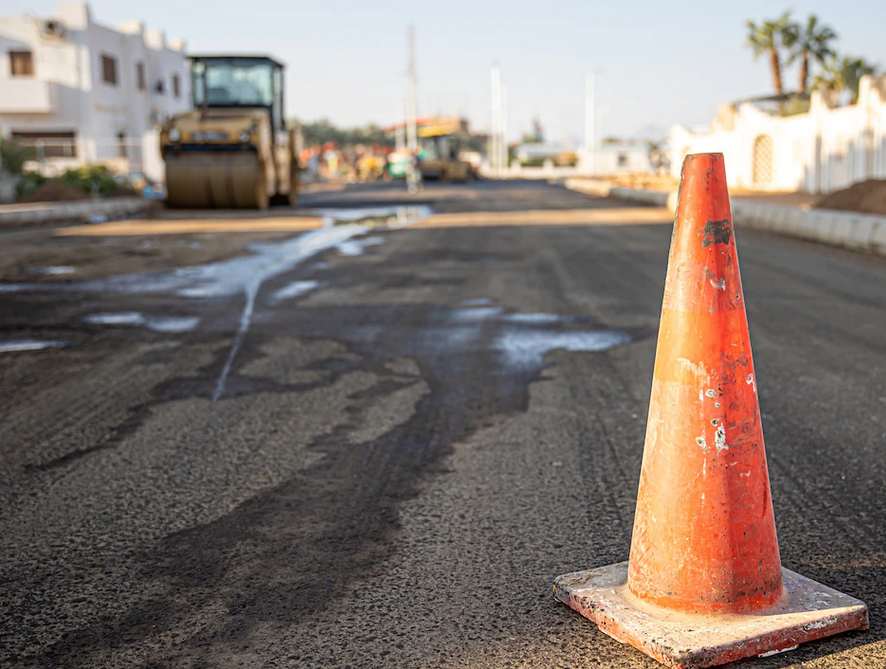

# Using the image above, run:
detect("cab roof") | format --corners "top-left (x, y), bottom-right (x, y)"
top-left (188, 54), bottom-right (286, 69)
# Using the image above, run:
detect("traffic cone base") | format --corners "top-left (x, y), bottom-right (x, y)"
top-left (554, 562), bottom-right (868, 669)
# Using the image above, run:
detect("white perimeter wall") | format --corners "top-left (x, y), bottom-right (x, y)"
top-left (671, 75), bottom-right (886, 194)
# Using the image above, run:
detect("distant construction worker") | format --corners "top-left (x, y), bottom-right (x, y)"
top-left (406, 147), bottom-right (423, 195)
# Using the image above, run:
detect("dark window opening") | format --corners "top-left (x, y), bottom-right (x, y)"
top-left (10, 50), bottom-right (34, 77)
top-left (117, 132), bottom-right (127, 158)
top-left (136, 62), bottom-right (145, 91)
top-left (10, 131), bottom-right (77, 158)
top-left (172, 73), bottom-right (180, 98)
top-left (101, 54), bottom-right (118, 85)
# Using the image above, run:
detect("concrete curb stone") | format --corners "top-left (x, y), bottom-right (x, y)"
top-left (564, 179), bottom-right (886, 258)
top-left (0, 196), bottom-right (153, 227)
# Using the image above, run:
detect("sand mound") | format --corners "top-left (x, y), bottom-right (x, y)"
top-left (816, 179), bottom-right (886, 216)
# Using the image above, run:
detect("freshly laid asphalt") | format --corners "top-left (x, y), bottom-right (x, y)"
top-left (1, 180), bottom-right (885, 668)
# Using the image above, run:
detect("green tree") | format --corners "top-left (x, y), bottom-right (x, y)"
top-left (294, 118), bottom-right (393, 147)
top-left (745, 12), bottom-right (793, 95)
top-left (782, 14), bottom-right (837, 93)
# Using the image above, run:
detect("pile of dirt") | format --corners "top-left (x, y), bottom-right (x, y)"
top-left (19, 180), bottom-right (91, 204)
top-left (815, 179), bottom-right (886, 215)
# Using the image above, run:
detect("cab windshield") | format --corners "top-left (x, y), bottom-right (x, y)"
top-left (192, 59), bottom-right (274, 107)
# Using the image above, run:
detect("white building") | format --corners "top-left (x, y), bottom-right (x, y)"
top-left (671, 75), bottom-right (886, 194)
top-left (581, 143), bottom-right (655, 175)
top-left (0, 1), bottom-right (190, 183)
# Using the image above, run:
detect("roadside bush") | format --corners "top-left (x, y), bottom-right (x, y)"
top-left (58, 165), bottom-right (124, 196)
top-left (0, 139), bottom-right (28, 175)
top-left (14, 165), bottom-right (135, 202)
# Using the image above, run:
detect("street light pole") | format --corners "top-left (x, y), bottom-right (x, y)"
top-left (584, 72), bottom-right (596, 175)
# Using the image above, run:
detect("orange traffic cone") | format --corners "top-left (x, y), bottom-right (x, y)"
top-left (554, 153), bottom-right (868, 668)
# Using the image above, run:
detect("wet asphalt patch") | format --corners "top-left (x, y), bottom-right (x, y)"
top-left (4, 221), bottom-right (649, 667)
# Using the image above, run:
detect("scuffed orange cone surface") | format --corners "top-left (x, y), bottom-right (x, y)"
top-left (627, 153), bottom-right (782, 614)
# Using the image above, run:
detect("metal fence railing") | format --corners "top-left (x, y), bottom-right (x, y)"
top-left (12, 138), bottom-right (147, 177)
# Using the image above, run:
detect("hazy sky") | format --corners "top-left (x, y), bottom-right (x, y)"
top-left (7, 1), bottom-right (886, 144)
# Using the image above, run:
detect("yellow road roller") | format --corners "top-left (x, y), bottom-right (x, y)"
top-left (160, 55), bottom-right (298, 209)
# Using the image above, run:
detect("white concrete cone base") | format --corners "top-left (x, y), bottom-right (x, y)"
top-left (554, 561), bottom-right (868, 669)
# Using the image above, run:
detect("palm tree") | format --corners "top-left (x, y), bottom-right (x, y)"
top-left (813, 55), bottom-right (879, 103)
top-left (782, 15), bottom-right (837, 93)
top-left (839, 57), bottom-right (878, 103)
top-left (811, 56), bottom-right (844, 96)
top-left (746, 12), bottom-right (792, 95)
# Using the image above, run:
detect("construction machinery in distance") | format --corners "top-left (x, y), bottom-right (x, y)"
top-left (384, 117), bottom-right (477, 181)
top-left (160, 55), bottom-right (298, 209)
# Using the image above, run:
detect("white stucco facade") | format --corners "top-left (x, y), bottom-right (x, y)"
top-left (0, 2), bottom-right (189, 182)
top-left (671, 75), bottom-right (886, 194)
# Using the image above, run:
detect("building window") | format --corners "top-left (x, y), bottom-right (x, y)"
top-left (9, 50), bottom-right (34, 77)
top-left (10, 131), bottom-right (77, 158)
top-left (117, 132), bottom-right (127, 158)
top-left (136, 62), bottom-right (146, 91)
top-left (101, 54), bottom-right (118, 85)
top-left (172, 74), bottom-right (180, 98)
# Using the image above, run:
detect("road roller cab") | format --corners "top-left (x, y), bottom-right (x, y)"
top-left (160, 55), bottom-right (298, 209)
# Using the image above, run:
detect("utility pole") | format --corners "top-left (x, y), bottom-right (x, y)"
top-left (490, 63), bottom-right (502, 175)
top-left (500, 83), bottom-right (508, 174)
top-left (406, 24), bottom-right (419, 192)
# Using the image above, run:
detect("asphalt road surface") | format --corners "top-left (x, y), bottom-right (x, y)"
top-left (1, 180), bottom-right (885, 669)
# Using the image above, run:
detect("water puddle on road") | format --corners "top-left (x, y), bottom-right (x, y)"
top-left (0, 215), bottom-right (431, 404)
top-left (312, 205), bottom-right (432, 229)
top-left (493, 329), bottom-right (632, 369)
top-left (26, 266), bottom-right (76, 276)
top-left (447, 307), bottom-right (631, 371)
top-left (344, 302), bottom-right (633, 376)
top-left (336, 236), bottom-right (385, 257)
top-left (270, 280), bottom-right (320, 304)
top-left (458, 298), bottom-right (493, 307)
top-left (0, 339), bottom-right (70, 354)
top-left (83, 312), bottom-right (200, 333)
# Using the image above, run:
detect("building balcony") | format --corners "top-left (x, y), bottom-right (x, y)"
top-left (0, 79), bottom-right (58, 114)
